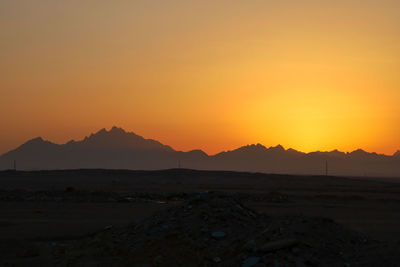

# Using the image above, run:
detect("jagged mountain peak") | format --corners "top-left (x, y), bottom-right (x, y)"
top-left (77, 126), bottom-right (174, 152)
top-left (20, 136), bottom-right (56, 148)
top-left (84, 126), bottom-right (140, 141)
top-left (26, 137), bottom-right (44, 143)
top-left (287, 148), bottom-right (303, 155)
top-left (351, 148), bottom-right (367, 154)
top-left (347, 149), bottom-right (379, 159)
top-left (328, 149), bottom-right (346, 157)
top-left (237, 143), bottom-right (267, 152)
top-left (90, 126), bottom-right (128, 137)
top-left (269, 144), bottom-right (285, 151)
top-left (110, 126), bottom-right (125, 133)
top-left (0, 128), bottom-right (399, 176)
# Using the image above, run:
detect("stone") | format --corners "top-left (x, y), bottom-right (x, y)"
top-left (213, 256), bottom-right (221, 263)
top-left (243, 239), bottom-right (257, 251)
top-left (153, 255), bottom-right (163, 265)
top-left (260, 239), bottom-right (298, 252)
top-left (292, 247), bottom-right (300, 255)
top-left (242, 257), bottom-right (261, 267)
top-left (104, 225), bottom-right (113, 230)
top-left (211, 231), bottom-right (227, 239)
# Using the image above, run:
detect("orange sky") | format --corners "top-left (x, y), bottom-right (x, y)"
top-left (1, 1), bottom-right (399, 155)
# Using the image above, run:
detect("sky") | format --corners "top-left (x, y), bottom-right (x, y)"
top-left (1, 0), bottom-right (399, 155)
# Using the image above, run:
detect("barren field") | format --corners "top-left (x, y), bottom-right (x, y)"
top-left (1, 169), bottom-right (400, 266)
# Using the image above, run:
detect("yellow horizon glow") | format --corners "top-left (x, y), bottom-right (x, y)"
top-left (0, 1), bottom-right (399, 156)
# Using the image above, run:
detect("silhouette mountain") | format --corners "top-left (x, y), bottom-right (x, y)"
top-left (0, 127), bottom-right (399, 177)
top-left (75, 126), bottom-right (173, 151)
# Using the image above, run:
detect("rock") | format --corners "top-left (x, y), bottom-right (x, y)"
top-left (243, 239), bottom-right (257, 251)
top-left (104, 225), bottom-right (113, 230)
top-left (260, 238), bottom-right (298, 252)
top-left (153, 255), bottom-right (163, 265)
top-left (46, 193), bottom-right (384, 266)
top-left (292, 247), bottom-right (300, 255)
top-left (213, 256), bottom-right (221, 263)
top-left (262, 228), bottom-right (269, 233)
top-left (242, 257), bottom-right (261, 267)
top-left (211, 231), bottom-right (227, 239)
top-left (261, 254), bottom-right (273, 264)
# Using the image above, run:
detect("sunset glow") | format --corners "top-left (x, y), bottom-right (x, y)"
top-left (1, 1), bottom-right (399, 155)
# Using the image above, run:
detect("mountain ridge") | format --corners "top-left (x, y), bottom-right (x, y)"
top-left (4, 127), bottom-right (395, 158)
top-left (0, 127), bottom-right (399, 177)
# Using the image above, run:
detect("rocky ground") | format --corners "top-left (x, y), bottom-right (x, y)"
top-left (2, 192), bottom-right (398, 267)
top-left (1, 169), bottom-right (400, 266)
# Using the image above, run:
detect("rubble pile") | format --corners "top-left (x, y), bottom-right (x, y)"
top-left (51, 192), bottom-right (395, 266)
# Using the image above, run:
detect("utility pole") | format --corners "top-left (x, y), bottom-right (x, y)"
top-left (325, 160), bottom-right (328, 176)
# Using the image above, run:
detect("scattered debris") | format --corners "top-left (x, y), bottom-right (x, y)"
top-left (242, 257), bottom-right (261, 267)
top-left (40, 192), bottom-right (391, 266)
top-left (211, 232), bottom-right (227, 239)
top-left (213, 256), bottom-right (221, 263)
top-left (104, 225), bottom-right (113, 231)
top-left (260, 238), bottom-right (298, 252)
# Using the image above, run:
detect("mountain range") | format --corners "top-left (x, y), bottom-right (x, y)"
top-left (1, 126), bottom-right (399, 177)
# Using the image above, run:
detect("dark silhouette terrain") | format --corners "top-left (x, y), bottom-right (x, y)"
top-left (0, 127), bottom-right (399, 177)
top-left (1, 169), bottom-right (400, 266)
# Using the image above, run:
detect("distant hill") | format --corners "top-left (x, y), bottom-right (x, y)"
top-left (0, 127), bottom-right (399, 177)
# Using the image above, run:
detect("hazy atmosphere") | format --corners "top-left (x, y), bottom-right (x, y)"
top-left (2, 2), bottom-right (400, 266)
top-left (1, 0), bottom-right (399, 155)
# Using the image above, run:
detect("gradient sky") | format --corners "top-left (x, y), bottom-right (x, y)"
top-left (1, 0), bottom-right (399, 155)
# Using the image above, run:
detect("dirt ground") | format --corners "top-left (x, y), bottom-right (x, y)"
top-left (0, 169), bottom-right (400, 266)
